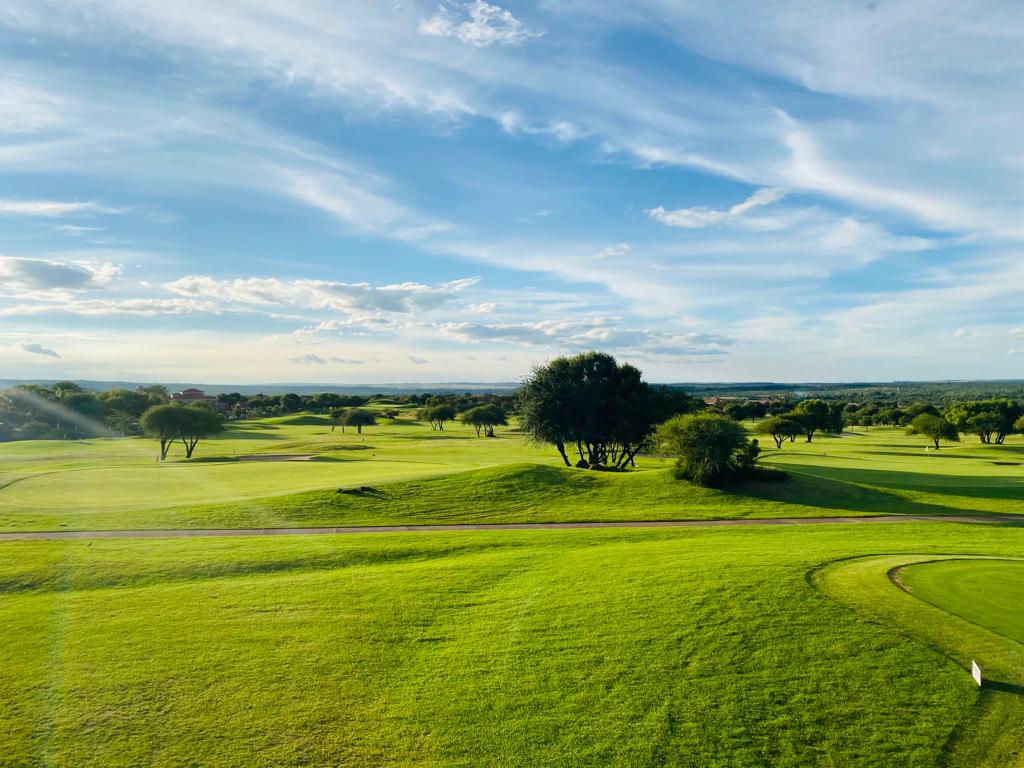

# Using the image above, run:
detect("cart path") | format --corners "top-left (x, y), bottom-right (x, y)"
top-left (1, 513), bottom-right (1021, 541)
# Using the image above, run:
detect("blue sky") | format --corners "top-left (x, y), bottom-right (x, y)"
top-left (2, 1), bottom-right (1023, 383)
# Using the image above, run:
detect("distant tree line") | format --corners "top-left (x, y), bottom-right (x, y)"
top-left (0, 381), bottom-right (168, 441)
top-left (0, 384), bottom-right (518, 442)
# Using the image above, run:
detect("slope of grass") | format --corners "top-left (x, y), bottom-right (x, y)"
top-left (816, 554), bottom-right (1024, 767)
top-left (3, 522), bottom-right (1024, 767)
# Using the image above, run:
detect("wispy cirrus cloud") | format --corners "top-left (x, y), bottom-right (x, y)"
top-left (648, 188), bottom-right (786, 229)
top-left (0, 199), bottom-right (122, 217)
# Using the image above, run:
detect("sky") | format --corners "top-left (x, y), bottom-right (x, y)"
top-left (1, 0), bottom-right (1023, 384)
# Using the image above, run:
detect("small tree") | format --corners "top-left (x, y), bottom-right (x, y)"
top-left (178, 406), bottom-right (225, 458)
top-left (462, 404), bottom-right (507, 436)
top-left (141, 404), bottom-right (186, 461)
top-left (341, 408), bottom-right (376, 434)
top-left (657, 413), bottom-right (755, 486)
top-left (330, 408), bottom-right (346, 432)
top-left (759, 416), bottom-right (803, 449)
top-left (421, 404), bottom-right (456, 431)
top-left (908, 413), bottom-right (959, 449)
top-left (790, 399), bottom-right (832, 443)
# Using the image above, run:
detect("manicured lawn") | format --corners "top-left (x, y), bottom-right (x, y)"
top-left (900, 559), bottom-right (1024, 644)
top-left (2, 420), bottom-right (1024, 531)
top-left (3, 521), bottom-right (1024, 767)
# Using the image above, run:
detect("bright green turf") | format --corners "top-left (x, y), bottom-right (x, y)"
top-left (3, 419), bottom-right (1024, 531)
top-left (3, 521), bottom-right (1024, 767)
top-left (817, 554), bottom-right (1024, 768)
top-left (899, 559), bottom-right (1024, 644)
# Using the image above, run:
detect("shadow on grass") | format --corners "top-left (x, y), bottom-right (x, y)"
top-left (984, 679), bottom-right (1024, 695)
top-left (732, 470), bottom-right (984, 517)
top-left (765, 463), bottom-right (1024, 503)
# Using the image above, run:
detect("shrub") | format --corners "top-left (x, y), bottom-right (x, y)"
top-left (657, 413), bottom-right (757, 487)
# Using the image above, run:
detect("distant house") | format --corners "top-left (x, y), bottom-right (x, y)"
top-left (170, 388), bottom-right (220, 408)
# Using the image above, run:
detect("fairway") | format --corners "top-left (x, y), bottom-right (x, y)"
top-left (3, 414), bottom-right (1024, 766)
top-left (900, 559), bottom-right (1024, 644)
top-left (3, 419), bottom-right (1024, 532)
top-left (3, 521), bottom-right (1024, 767)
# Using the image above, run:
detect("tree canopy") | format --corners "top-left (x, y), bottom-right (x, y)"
top-left (340, 408), bottom-right (376, 434)
top-left (141, 404), bottom-right (224, 460)
top-left (907, 413), bottom-right (959, 449)
top-left (758, 416), bottom-right (803, 449)
top-left (462, 404), bottom-right (507, 437)
top-left (420, 404), bottom-right (456, 431)
top-left (518, 352), bottom-right (694, 469)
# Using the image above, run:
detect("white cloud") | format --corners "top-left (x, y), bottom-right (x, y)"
top-left (419, 1), bottom-right (541, 48)
top-left (0, 256), bottom-right (119, 292)
top-left (17, 341), bottom-right (60, 358)
top-left (54, 225), bottom-right (106, 236)
top-left (0, 82), bottom-right (65, 134)
top-left (438, 319), bottom-right (735, 358)
top-left (0, 200), bottom-right (122, 217)
top-left (407, 355), bottom-right (429, 364)
top-left (648, 187), bottom-right (786, 229)
top-left (277, 165), bottom-right (451, 241)
top-left (164, 275), bottom-right (478, 314)
top-left (595, 243), bottom-right (631, 259)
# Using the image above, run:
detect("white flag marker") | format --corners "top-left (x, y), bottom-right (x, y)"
top-left (971, 660), bottom-right (982, 687)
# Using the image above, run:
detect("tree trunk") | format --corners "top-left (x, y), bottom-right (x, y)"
top-left (555, 441), bottom-right (571, 467)
top-left (357, 425), bottom-right (362, 434)
top-left (159, 438), bottom-right (171, 461)
top-left (933, 437), bottom-right (940, 449)
top-left (773, 434), bottom-right (783, 449)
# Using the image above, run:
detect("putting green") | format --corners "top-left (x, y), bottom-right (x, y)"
top-left (899, 559), bottom-right (1024, 644)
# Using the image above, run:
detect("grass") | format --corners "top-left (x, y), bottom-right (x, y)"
top-left (3, 417), bottom-right (1024, 765)
top-left (900, 559), bottom-right (1024, 645)
top-left (2, 419), bottom-right (1024, 531)
top-left (817, 554), bottom-right (1024, 767)
top-left (3, 521), bottom-right (1024, 767)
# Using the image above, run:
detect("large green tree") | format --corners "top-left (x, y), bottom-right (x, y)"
top-left (518, 352), bottom-right (691, 469)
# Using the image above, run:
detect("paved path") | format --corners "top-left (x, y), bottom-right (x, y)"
top-left (1, 514), bottom-right (1020, 541)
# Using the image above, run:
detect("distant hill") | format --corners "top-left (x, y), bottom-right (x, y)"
top-left (0, 379), bottom-right (521, 396)
top-left (4, 378), bottom-right (1024, 403)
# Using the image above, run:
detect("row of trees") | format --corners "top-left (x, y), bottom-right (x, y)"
top-left (0, 382), bottom-right (169, 441)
